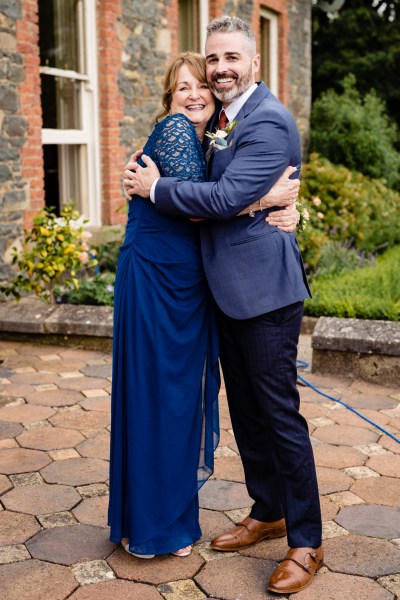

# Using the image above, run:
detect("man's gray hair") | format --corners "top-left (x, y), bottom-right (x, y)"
top-left (206, 16), bottom-right (257, 55)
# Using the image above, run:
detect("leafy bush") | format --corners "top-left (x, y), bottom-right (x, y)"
top-left (304, 245), bottom-right (400, 321)
top-left (1, 205), bottom-right (98, 304)
top-left (58, 272), bottom-right (115, 307)
top-left (316, 241), bottom-right (375, 278)
top-left (298, 153), bottom-right (400, 272)
top-left (92, 239), bottom-right (121, 273)
top-left (310, 74), bottom-right (400, 190)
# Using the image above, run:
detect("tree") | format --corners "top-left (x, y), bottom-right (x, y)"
top-left (312, 0), bottom-right (400, 129)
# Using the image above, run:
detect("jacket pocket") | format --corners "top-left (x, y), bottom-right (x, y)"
top-left (230, 230), bottom-right (277, 246)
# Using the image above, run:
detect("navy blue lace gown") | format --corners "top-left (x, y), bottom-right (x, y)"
top-left (108, 114), bottom-right (220, 555)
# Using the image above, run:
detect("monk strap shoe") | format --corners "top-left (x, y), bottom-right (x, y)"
top-left (210, 517), bottom-right (286, 552)
top-left (268, 545), bottom-right (324, 594)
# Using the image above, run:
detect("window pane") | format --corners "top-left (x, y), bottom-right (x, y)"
top-left (38, 0), bottom-right (85, 73)
top-left (260, 17), bottom-right (271, 87)
top-left (179, 0), bottom-right (200, 52)
top-left (43, 145), bottom-right (87, 215)
top-left (41, 74), bottom-right (81, 129)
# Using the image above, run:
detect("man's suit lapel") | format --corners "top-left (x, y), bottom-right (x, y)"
top-left (234, 82), bottom-right (271, 124)
top-left (205, 109), bottom-right (220, 178)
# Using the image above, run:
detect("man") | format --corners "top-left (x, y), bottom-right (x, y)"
top-left (125, 16), bottom-right (323, 595)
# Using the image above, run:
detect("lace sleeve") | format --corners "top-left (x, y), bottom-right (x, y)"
top-left (152, 114), bottom-right (206, 182)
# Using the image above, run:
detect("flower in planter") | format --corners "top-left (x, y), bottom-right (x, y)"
top-left (1, 203), bottom-right (98, 304)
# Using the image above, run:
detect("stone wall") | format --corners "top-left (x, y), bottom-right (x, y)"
top-left (0, 0), bottom-right (26, 280)
top-left (287, 0), bottom-right (312, 156)
top-left (118, 0), bottom-right (177, 156)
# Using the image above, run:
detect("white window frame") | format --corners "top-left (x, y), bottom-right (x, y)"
top-left (199, 0), bottom-right (209, 53)
top-left (260, 7), bottom-right (279, 97)
top-left (40, 0), bottom-right (101, 226)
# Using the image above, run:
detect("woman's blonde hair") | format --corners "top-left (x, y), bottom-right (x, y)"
top-left (156, 52), bottom-right (208, 122)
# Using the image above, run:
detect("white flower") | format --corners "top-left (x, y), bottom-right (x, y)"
top-left (215, 130), bottom-right (228, 139)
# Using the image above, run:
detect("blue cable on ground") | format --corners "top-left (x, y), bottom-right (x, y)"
top-left (296, 359), bottom-right (400, 445)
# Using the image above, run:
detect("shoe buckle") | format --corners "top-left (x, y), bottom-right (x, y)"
top-left (309, 552), bottom-right (317, 562)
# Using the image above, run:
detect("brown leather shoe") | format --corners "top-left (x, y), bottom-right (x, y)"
top-left (210, 517), bottom-right (286, 552)
top-left (268, 546), bottom-right (324, 594)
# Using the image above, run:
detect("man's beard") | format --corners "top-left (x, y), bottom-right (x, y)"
top-left (209, 66), bottom-right (253, 103)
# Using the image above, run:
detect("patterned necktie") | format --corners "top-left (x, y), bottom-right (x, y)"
top-left (218, 110), bottom-right (228, 130)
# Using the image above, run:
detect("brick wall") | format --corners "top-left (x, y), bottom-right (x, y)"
top-left (97, 1), bottom-right (126, 226)
top-left (16, 0), bottom-right (44, 227)
top-left (0, 0), bottom-right (311, 271)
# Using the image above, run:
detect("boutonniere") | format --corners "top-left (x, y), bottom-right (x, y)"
top-left (205, 120), bottom-right (240, 151)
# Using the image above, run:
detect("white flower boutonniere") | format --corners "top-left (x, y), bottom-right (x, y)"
top-left (205, 120), bottom-right (240, 151)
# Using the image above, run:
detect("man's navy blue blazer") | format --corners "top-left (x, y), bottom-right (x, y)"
top-left (154, 82), bottom-right (311, 320)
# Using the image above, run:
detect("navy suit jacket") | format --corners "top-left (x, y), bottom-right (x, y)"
top-left (154, 82), bottom-right (311, 319)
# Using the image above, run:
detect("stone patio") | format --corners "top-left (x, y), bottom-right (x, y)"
top-left (0, 336), bottom-right (399, 600)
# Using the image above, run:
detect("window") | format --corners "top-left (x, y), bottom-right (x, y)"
top-left (38, 0), bottom-right (101, 224)
top-left (179, 0), bottom-right (209, 53)
top-left (260, 8), bottom-right (279, 96)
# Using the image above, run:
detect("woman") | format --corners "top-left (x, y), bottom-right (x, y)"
top-left (108, 52), bottom-right (299, 559)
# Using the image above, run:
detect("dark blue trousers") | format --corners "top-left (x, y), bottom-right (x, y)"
top-left (218, 301), bottom-right (322, 548)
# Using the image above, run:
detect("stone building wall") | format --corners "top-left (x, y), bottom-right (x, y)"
top-left (0, 0), bottom-right (312, 277)
top-left (0, 1), bottom-right (26, 280)
top-left (287, 0), bottom-right (312, 156)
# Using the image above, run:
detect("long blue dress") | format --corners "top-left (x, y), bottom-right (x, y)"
top-left (108, 114), bottom-right (220, 555)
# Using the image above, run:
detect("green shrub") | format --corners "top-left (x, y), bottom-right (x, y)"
top-left (304, 245), bottom-right (400, 321)
top-left (310, 74), bottom-right (400, 190)
top-left (315, 241), bottom-right (375, 278)
top-left (1, 205), bottom-right (98, 304)
top-left (93, 239), bottom-right (122, 273)
top-left (298, 153), bottom-right (400, 272)
top-left (59, 272), bottom-right (115, 307)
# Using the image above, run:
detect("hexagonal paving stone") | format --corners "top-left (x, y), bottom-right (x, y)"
top-left (80, 397), bottom-right (111, 412)
top-left (0, 448), bottom-right (52, 474)
top-left (313, 425), bottom-right (379, 447)
top-left (351, 476), bottom-right (399, 506)
top-left (0, 383), bottom-right (35, 398)
top-left (378, 574), bottom-right (400, 598)
top-left (316, 466), bottom-right (353, 495)
top-left (25, 389), bottom-right (83, 407)
top-left (198, 508), bottom-right (235, 543)
top-left (288, 571), bottom-right (394, 600)
top-left (313, 443), bottom-right (365, 469)
top-left (0, 559), bottom-right (78, 600)
top-left (199, 480), bottom-right (252, 511)
top-left (0, 420), bottom-right (23, 440)
top-left (0, 404), bottom-right (56, 423)
top-left (16, 426), bottom-right (85, 451)
top-left (2, 483), bottom-right (80, 515)
top-left (239, 536), bottom-right (289, 562)
top-left (213, 455), bottom-right (245, 482)
top-left (195, 555), bottom-right (278, 600)
top-left (0, 510), bottom-right (40, 544)
top-left (73, 495), bottom-right (109, 528)
top-left (320, 496), bottom-right (340, 521)
top-left (26, 524), bottom-right (117, 565)
top-left (57, 376), bottom-right (110, 392)
top-left (69, 580), bottom-right (164, 600)
top-left (336, 505), bottom-right (400, 539)
top-left (367, 453), bottom-right (400, 477)
top-left (81, 364), bottom-right (113, 379)
top-left (324, 534), bottom-right (400, 577)
top-left (41, 457), bottom-right (109, 486)
top-left (340, 391), bottom-right (397, 410)
top-left (0, 474), bottom-right (12, 496)
top-left (49, 407), bottom-right (110, 430)
top-left (107, 546), bottom-right (205, 584)
top-left (76, 435), bottom-right (110, 460)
